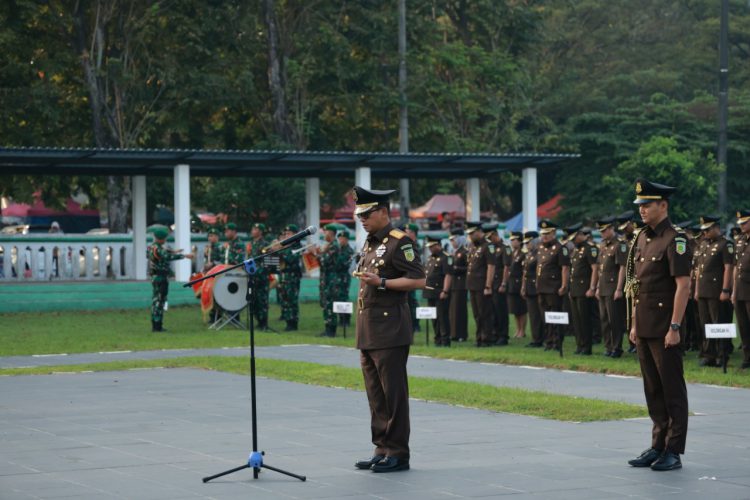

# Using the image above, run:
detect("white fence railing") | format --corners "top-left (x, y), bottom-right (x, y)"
top-left (0, 235), bottom-right (211, 281)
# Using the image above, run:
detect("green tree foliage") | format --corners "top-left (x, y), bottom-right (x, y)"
top-left (1, 0), bottom-right (749, 227)
top-left (604, 136), bottom-right (721, 222)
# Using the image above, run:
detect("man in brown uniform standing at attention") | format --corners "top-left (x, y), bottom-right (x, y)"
top-left (352, 186), bottom-right (425, 473)
top-left (424, 236), bottom-right (452, 346)
top-left (536, 220), bottom-right (570, 352)
top-left (733, 210), bottom-right (750, 369)
top-left (466, 222), bottom-right (497, 347)
top-left (448, 229), bottom-right (469, 342)
top-left (626, 178), bottom-right (691, 471)
top-left (568, 223), bottom-right (599, 355)
top-left (694, 215), bottom-right (735, 367)
top-left (596, 216), bottom-right (628, 358)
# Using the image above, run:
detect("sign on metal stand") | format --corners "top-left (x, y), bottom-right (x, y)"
top-left (416, 307), bottom-right (437, 346)
top-left (333, 301), bottom-right (353, 339)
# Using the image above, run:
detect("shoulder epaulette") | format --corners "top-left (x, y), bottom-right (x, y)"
top-left (389, 229), bottom-right (407, 240)
top-left (672, 225), bottom-right (686, 235)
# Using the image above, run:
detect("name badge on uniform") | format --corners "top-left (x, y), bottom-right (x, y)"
top-left (376, 244), bottom-right (387, 258)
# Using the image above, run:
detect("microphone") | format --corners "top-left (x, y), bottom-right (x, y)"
top-left (274, 225), bottom-right (318, 249)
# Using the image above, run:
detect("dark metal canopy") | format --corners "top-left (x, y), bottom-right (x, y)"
top-left (0, 146), bottom-right (579, 178)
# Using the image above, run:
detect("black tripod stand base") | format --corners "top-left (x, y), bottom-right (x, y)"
top-left (202, 463), bottom-right (306, 483)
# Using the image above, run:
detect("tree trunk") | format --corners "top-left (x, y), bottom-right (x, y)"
top-left (263, 0), bottom-right (296, 146)
top-left (72, 0), bottom-right (131, 233)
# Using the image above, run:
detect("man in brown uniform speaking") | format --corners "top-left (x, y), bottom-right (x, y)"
top-left (351, 186), bottom-right (425, 473)
top-left (626, 178), bottom-right (691, 471)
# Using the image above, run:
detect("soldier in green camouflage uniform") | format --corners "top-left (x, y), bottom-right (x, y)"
top-left (404, 223), bottom-right (422, 332)
top-left (336, 230), bottom-right (355, 327)
top-left (249, 222), bottom-right (272, 331)
top-left (148, 225), bottom-right (192, 332)
top-left (278, 224), bottom-right (303, 331)
top-left (203, 227), bottom-right (223, 272)
top-left (223, 222), bottom-right (246, 265)
top-left (317, 224), bottom-right (341, 337)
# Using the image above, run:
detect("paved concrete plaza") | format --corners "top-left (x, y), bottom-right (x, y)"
top-left (1, 347), bottom-right (750, 499)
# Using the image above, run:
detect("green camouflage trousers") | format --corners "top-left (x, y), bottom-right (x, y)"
top-left (251, 276), bottom-right (269, 326)
top-left (151, 276), bottom-right (169, 322)
top-left (320, 279), bottom-right (338, 329)
top-left (279, 274), bottom-right (300, 322)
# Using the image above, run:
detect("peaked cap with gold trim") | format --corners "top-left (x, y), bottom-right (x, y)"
top-left (633, 178), bottom-right (676, 205)
top-left (352, 186), bottom-right (396, 216)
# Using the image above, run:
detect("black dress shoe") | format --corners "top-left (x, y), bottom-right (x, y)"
top-left (574, 349), bottom-right (582, 355)
top-left (628, 346), bottom-right (637, 354)
top-left (742, 361), bottom-right (750, 369)
top-left (650, 451), bottom-right (682, 471)
top-left (699, 358), bottom-right (718, 367)
top-left (610, 350), bottom-right (623, 359)
top-left (355, 454), bottom-right (384, 470)
top-left (628, 448), bottom-right (662, 467)
top-left (580, 350), bottom-right (592, 356)
top-left (371, 456), bottom-right (409, 473)
top-left (495, 339), bottom-right (509, 346)
top-left (603, 351), bottom-right (612, 357)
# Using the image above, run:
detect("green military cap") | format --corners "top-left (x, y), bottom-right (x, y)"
top-left (633, 178), bottom-right (676, 205)
top-left (337, 230), bottom-right (350, 239)
top-left (538, 219), bottom-right (557, 235)
top-left (207, 227), bottom-right (220, 235)
top-left (352, 186), bottom-right (396, 216)
top-left (252, 222), bottom-right (266, 232)
top-left (699, 215), bottom-right (720, 231)
top-left (225, 222), bottom-right (238, 231)
top-left (284, 223), bottom-right (299, 232)
top-left (152, 225), bottom-right (169, 240)
top-left (465, 221), bottom-right (482, 234)
top-left (407, 222), bottom-right (419, 233)
top-left (737, 210), bottom-right (750, 225)
top-left (324, 223), bottom-right (338, 232)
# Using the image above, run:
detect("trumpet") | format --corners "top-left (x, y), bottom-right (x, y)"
top-left (292, 243), bottom-right (317, 255)
top-left (260, 239), bottom-right (280, 254)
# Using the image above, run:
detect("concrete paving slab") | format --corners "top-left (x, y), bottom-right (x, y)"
top-left (1, 368), bottom-right (749, 499)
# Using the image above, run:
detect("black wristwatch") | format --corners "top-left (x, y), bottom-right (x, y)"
top-left (722, 288), bottom-right (731, 293)
top-left (669, 323), bottom-right (681, 331)
top-left (377, 277), bottom-right (387, 291)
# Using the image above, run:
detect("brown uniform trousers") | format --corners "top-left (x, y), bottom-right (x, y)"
top-left (355, 224), bottom-right (424, 460)
top-left (536, 240), bottom-right (570, 349)
top-left (467, 239), bottom-right (497, 346)
top-left (448, 246), bottom-right (468, 341)
top-left (569, 241), bottom-right (597, 353)
top-left (424, 251), bottom-right (451, 345)
top-left (734, 234), bottom-right (750, 364)
top-left (598, 237), bottom-right (628, 354)
top-left (491, 242), bottom-right (512, 343)
top-left (522, 248), bottom-right (544, 344)
top-left (695, 236), bottom-right (735, 363)
top-left (633, 218), bottom-right (691, 454)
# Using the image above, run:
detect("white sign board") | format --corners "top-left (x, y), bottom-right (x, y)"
top-left (416, 307), bottom-right (437, 319)
top-left (544, 311), bottom-right (569, 325)
top-left (333, 301), bottom-right (353, 314)
top-left (705, 323), bottom-right (737, 339)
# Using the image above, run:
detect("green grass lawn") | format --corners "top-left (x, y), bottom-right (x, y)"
top-left (0, 356), bottom-right (646, 422)
top-left (1, 303), bottom-right (748, 388)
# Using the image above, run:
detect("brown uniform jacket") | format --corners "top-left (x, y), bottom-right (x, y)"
top-left (447, 245), bottom-right (468, 291)
top-left (522, 248), bottom-right (539, 296)
top-left (507, 248), bottom-right (525, 294)
top-left (735, 234), bottom-right (750, 301)
top-left (689, 237), bottom-right (701, 296)
top-left (355, 223), bottom-right (425, 350)
top-left (423, 251), bottom-right (451, 299)
top-left (491, 240), bottom-right (513, 288)
top-left (695, 236), bottom-right (734, 299)
top-left (467, 239), bottom-right (496, 291)
top-left (570, 241), bottom-right (598, 297)
top-left (633, 218), bottom-right (692, 338)
top-left (536, 240), bottom-right (570, 294)
top-left (597, 237), bottom-right (628, 296)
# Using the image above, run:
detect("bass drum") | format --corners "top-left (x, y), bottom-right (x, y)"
top-left (213, 272), bottom-right (246, 312)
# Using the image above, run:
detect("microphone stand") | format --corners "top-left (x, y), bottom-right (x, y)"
top-left (186, 244), bottom-right (307, 484)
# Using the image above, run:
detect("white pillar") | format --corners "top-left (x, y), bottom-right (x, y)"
top-left (305, 178), bottom-right (320, 242)
top-left (132, 176), bottom-right (148, 280)
top-left (173, 164), bottom-right (191, 282)
top-left (354, 167), bottom-right (372, 252)
top-left (522, 167), bottom-right (538, 231)
top-left (466, 177), bottom-right (480, 221)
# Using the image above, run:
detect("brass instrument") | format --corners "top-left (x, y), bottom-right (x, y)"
top-left (260, 239), bottom-right (280, 254)
top-left (292, 243), bottom-right (316, 255)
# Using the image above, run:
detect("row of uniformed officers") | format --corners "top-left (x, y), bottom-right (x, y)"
top-left (422, 210), bottom-right (750, 369)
